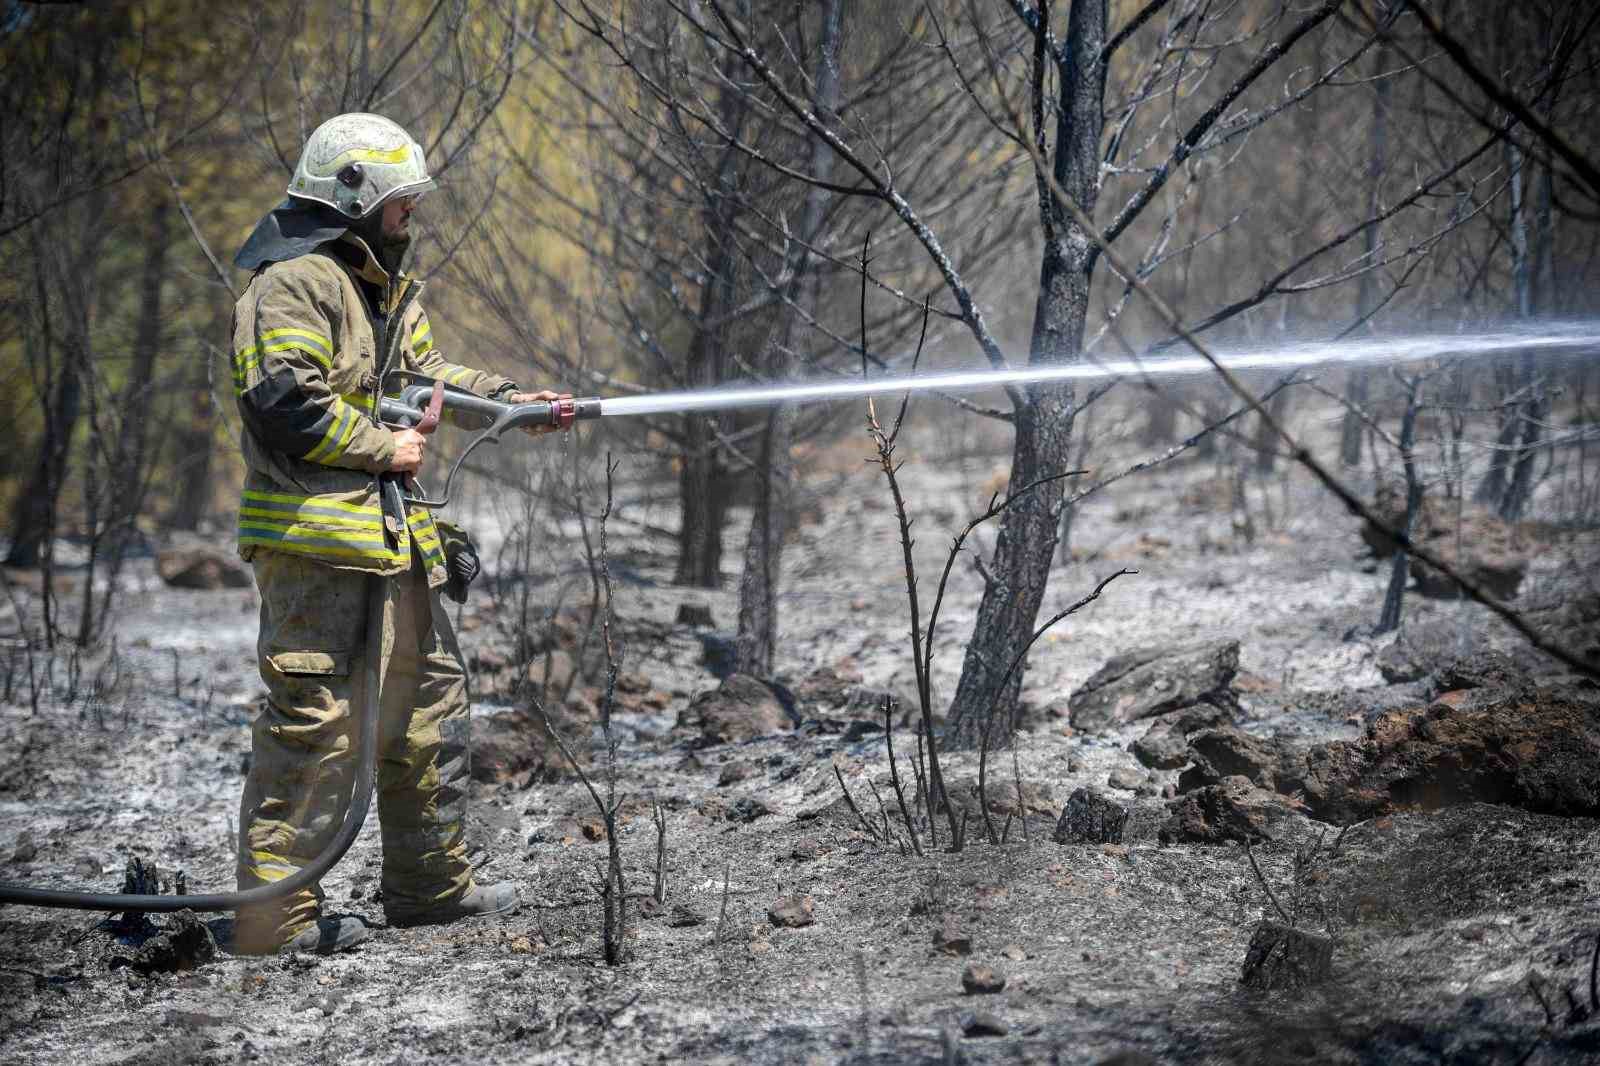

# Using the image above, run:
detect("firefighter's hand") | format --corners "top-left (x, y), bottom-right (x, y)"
top-left (507, 390), bottom-right (570, 436)
top-left (389, 428), bottom-right (427, 472)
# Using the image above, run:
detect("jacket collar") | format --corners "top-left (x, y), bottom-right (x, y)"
top-left (326, 232), bottom-right (416, 315)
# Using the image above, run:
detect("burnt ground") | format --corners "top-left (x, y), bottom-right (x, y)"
top-left (2, 416), bottom-right (1599, 1065)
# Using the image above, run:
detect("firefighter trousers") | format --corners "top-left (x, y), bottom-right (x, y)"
top-left (234, 549), bottom-right (473, 953)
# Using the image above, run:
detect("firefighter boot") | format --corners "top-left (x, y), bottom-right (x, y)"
top-left (386, 881), bottom-right (519, 928)
top-left (282, 916), bottom-right (370, 954)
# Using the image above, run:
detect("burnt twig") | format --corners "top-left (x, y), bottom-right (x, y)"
top-left (1243, 838), bottom-right (1291, 926)
top-left (883, 696), bottom-right (923, 857)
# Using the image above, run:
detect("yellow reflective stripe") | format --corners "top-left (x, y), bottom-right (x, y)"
top-left (411, 321), bottom-right (431, 346)
top-left (240, 521), bottom-right (391, 546)
top-left (241, 488), bottom-right (383, 517)
top-left (238, 507), bottom-right (380, 531)
top-left (239, 534), bottom-right (402, 562)
top-left (260, 328), bottom-right (332, 369)
top-left (245, 850), bottom-right (297, 883)
top-left (262, 339), bottom-right (332, 372)
top-left (261, 327), bottom-right (332, 349)
top-left (233, 345), bottom-right (262, 395)
top-left (303, 401), bottom-right (357, 464)
top-left (329, 144), bottom-right (410, 168)
top-left (342, 392), bottom-right (375, 415)
top-left (443, 366), bottom-right (474, 386)
top-left (409, 511), bottom-right (445, 566)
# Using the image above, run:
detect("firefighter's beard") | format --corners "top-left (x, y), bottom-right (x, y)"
top-left (350, 213), bottom-right (410, 275)
top-left (377, 232), bottom-right (411, 275)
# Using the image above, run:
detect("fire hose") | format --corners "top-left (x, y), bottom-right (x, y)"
top-left (0, 577), bottom-right (385, 912)
top-left (0, 374), bottom-right (588, 913)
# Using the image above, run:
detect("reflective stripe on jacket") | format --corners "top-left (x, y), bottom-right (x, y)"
top-left (231, 233), bottom-right (512, 581)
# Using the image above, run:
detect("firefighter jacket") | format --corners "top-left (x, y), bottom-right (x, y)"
top-left (230, 232), bottom-right (515, 584)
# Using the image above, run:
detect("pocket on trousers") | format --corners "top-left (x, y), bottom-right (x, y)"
top-left (267, 650), bottom-right (351, 677)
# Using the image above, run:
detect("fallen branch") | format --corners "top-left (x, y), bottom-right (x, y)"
top-left (834, 764), bottom-right (884, 844)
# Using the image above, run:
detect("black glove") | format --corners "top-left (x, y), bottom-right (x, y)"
top-left (436, 520), bottom-right (480, 604)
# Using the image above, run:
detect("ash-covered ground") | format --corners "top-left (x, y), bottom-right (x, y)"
top-left (2, 416), bottom-right (1598, 1065)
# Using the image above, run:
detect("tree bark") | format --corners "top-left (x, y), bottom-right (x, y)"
top-left (946, 0), bottom-right (1106, 749)
top-left (673, 49), bottom-right (750, 589)
top-left (733, 0), bottom-right (843, 675)
top-left (101, 201), bottom-right (170, 575)
top-left (1340, 37), bottom-right (1389, 468)
top-left (1377, 376), bottom-right (1421, 634)
top-left (6, 241), bottom-right (80, 569)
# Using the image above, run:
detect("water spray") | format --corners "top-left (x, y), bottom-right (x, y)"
top-left (379, 322), bottom-right (1599, 507)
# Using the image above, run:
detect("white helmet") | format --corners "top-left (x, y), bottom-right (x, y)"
top-left (288, 113), bottom-right (434, 220)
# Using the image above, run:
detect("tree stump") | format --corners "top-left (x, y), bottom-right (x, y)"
top-left (1240, 920), bottom-right (1333, 991)
top-left (1053, 787), bottom-right (1129, 844)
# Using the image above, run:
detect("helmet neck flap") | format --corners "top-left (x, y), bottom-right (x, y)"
top-left (233, 198), bottom-right (351, 272)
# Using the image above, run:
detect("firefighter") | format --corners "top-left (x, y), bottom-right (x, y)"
top-left (228, 113), bottom-right (552, 954)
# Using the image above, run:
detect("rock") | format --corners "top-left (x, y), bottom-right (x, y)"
top-left (962, 1010), bottom-right (1008, 1038)
top-left (1069, 640), bottom-right (1240, 732)
top-left (113, 910), bottom-right (218, 974)
top-left (1433, 649), bottom-right (1532, 693)
top-left (156, 546), bottom-right (252, 590)
top-left (1176, 727), bottom-right (1285, 793)
top-left (1000, 944), bottom-right (1026, 962)
top-left (961, 962), bottom-right (1007, 994)
top-left (789, 839), bottom-right (822, 862)
top-left (676, 602), bottom-right (714, 627)
top-left (11, 832), bottom-right (37, 864)
top-left (677, 674), bottom-right (792, 745)
top-left (768, 895), bottom-right (815, 928)
top-left (1360, 495), bottom-right (1530, 601)
top-left (726, 797), bottom-right (772, 823)
top-left (1376, 620), bottom-right (1484, 684)
top-left (717, 760), bottom-right (759, 787)
top-left (943, 776), bottom-right (1057, 822)
top-left (1132, 726), bottom-right (1190, 771)
top-left (932, 919), bottom-right (973, 956)
top-left (1053, 787), bottom-right (1129, 845)
top-left (528, 818), bottom-right (594, 846)
top-left (522, 650), bottom-right (577, 693)
top-left (1296, 683), bottom-right (1600, 824)
top-left (1130, 709), bottom-right (1211, 771)
top-left (472, 709), bottom-right (580, 783)
top-left (1239, 920), bottom-right (1333, 991)
top-left (792, 661), bottom-right (864, 706)
top-left (1158, 775), bottom-right (1307, 844)
top-left (1106, 766), bottom-right (1144, 792)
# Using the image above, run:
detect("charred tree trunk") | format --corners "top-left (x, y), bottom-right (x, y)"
top-left (946, 0), bottom-right (1105, 750)
top-left (1340, 37), bottom-right (1389, 468)
top-left (100, 200), bottom-right (171, 595)
top-left (733, 0), bottom-right (843, 676)
top-left (1377, 375), bottom-right (1422, 634)
top-left (166, 305), bottom-right (226, 532)
top-left (1482, 139), bottom-right (1543, 519)
top-left (674, 58), bottom-right (750, 589)
top-left (7, 252), bottom-right (79, 570)
top-left (734, 397), bottom-right (796, 675)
